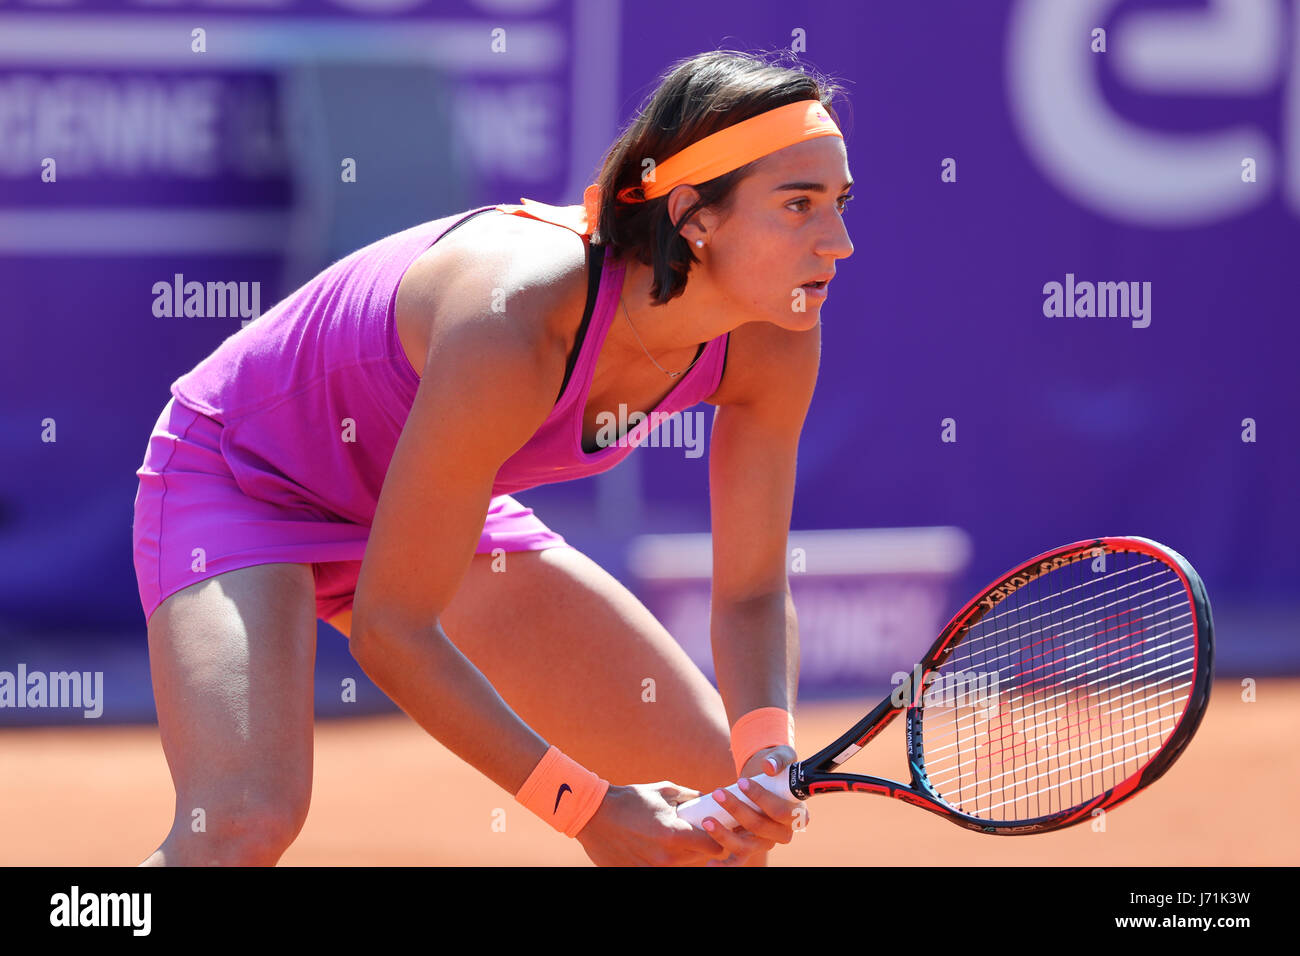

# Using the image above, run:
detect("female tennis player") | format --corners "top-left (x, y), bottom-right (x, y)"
top-left (132, 49), bottom-right (852, 866)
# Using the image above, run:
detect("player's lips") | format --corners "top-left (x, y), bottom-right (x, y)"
top-left (800, 275), bottom-right (832, 298)
top-left (800, 274), bottom-right (832, 297)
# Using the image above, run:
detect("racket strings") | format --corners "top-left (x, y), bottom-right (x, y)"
top-left (965, 567), bottom-right (1176, 669)
top-left (978, 619), bottom-right (1194, 718)
top-left (921, 602), bottom-right (1193, 750)
top-left (929, 681), bottom-right (1193, 803)
top-left (977, 558), bottom-right (1163, 630)
top-left (924, 659), bottom-right (1193, 765)
top-left (918, 607), bottom-right (1193, 748)
top-left (917, 550), bottom-right (1194, 824)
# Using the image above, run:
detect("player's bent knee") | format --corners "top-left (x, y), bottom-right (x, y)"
top-left (177, 816), bottom-right (301, 867)
top-left (174, 792), bottom-right (309, 865)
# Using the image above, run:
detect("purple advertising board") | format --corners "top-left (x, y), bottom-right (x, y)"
top-left (1, 1), bottom-right (1296, 723)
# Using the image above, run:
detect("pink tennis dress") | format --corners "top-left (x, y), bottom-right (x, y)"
top-left (132, 202), bottom-right (730, 625)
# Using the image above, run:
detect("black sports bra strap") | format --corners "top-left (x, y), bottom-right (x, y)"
top-left (554, 242), bottom-right (606, 404)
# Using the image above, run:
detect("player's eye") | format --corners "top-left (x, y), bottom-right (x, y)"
top-left (788, 195), bottom-right (854, 213)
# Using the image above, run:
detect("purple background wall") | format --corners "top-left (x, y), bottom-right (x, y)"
top-left (2, 0), bottom-right (1296, 722)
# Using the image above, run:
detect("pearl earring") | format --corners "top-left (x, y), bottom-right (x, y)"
top-left (695, 239), bottom-right (704, 248)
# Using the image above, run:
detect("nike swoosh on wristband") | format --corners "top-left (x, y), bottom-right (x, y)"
top-left (554, 783), bottom-right (573, 814)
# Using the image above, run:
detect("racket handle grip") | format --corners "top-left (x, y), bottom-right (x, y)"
top-left (675, 770), bottom-right (797, 830)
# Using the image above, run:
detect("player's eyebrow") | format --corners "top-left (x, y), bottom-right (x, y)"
top-left (772, 179), bottom-right (854, 193)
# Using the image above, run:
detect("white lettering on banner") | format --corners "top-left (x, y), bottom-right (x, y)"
top-left (451, 82), bottom-right (561, 180)
top-left (1008, 0), bottom-right (1296, 224)
top-left (0, 75), bottom-right (221, 177)
top-left (658, 583), bottom-right (945, 685)
top-left (0, 2), bottom-right (612, 255)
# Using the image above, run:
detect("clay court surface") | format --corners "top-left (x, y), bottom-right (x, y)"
top-left (3, 679), bottom-right (1296, 866)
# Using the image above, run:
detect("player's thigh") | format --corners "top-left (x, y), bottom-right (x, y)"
top-left (439, 547), bottom-right (734, 792)
top-left (147, 562), bottom-right (318, 827)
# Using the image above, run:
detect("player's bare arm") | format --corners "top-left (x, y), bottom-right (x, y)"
top-left (349, 254), bottom-right (726, 866)
top-left (349, 259), bottom-right (571, 793)
top-left (686, 316), bottom-right (821, 849)
top-left (708, 317), bottom-right (821, 730)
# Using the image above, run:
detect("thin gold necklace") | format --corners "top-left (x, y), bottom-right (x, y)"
top-left (619, 292), bottom-right (703, 380)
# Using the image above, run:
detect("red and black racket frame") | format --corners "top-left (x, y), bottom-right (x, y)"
top-left (782, 536), bottom-right (1215, 835)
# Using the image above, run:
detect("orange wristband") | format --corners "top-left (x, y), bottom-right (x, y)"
top-left (515, 746), bottom-right (610, 837)
top-left (729, 707), bottom-right (795, 776)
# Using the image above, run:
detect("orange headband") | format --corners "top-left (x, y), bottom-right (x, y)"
top-left (577, 98), bottom-right (842, 233)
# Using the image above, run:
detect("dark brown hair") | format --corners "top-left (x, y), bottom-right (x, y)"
top-left (590, 49), bottom-right (849, 305)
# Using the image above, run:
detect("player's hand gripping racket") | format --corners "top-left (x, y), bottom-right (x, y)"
top-left (677, 536), bottom-right (1213, 835)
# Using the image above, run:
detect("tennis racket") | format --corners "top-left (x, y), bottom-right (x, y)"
top-left (676, 536), bottom-right (1214, 835)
